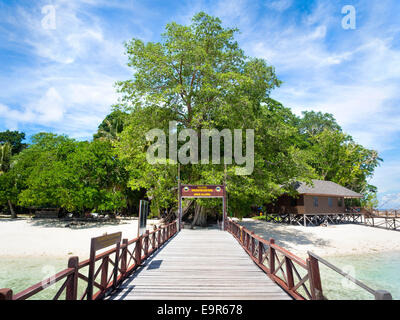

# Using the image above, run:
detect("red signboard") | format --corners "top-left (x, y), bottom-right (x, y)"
top-left (181, 185), bottom-right (225, 198)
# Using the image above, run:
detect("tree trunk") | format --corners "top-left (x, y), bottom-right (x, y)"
top-left (181, 200), bottom-right (194, 219)
top-left (8, 200), bottom-right (16, 219)
top-left (191, 203), bottom-right (207, 228)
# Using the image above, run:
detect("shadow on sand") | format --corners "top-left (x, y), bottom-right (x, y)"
top-left (27, 218), bottom-right (130, 229)
top-left (238, 220), bottom-right (331, 256)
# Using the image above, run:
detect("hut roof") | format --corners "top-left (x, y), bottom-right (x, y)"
top-left (292, 180), bottom-right (363, 198)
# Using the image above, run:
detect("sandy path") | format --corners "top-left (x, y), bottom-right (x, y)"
top-left (0, 218), bottom-right (161, 259)
top-left (237, 218), bottom-right (400, 259)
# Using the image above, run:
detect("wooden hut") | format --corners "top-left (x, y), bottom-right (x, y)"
top-left (266, 180), bottom-right (363, 226)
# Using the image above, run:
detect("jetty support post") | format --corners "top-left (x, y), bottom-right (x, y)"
top-left (307, 254), bottom-right (324, 300)
top-left (66, 256), bottom-right (79, 300)
top-left (0, 288), bottom-right (13, 300)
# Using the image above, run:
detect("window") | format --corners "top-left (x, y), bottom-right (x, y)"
top-left (291, 198), bottom-right (297, 206)
top-left (338, 198), bottom-right (343, 207)
top-left (313, 197), bottom-right (318, 207)
top-left (328, 197), bottom-right (333, 207)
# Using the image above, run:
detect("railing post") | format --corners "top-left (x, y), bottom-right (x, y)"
top-left (307, 254), bottom-right (324, 300)
top-left (113, 242), bottom-right (120, 289)
top-left (121, 239), bottom-right (128, 276)
top-left (136, 236), bottom-right (142, 266)
top-left (101, 256), bottom-right (109, 290)
top-left (144, 230), bottom-right (149, 257)
top-left (0, 289), bottom-right (13, 300)
top-left (251, 232), bottom-right (255, 256)
top-left (258, 241), bottom-right (263, 265)
top-left (240, 226), bottom-right (243, 244)
top-left (66, 256), bottom-right (79, 300)
top-left (157, 228), bottom-right (161, 248)
top-left (269, 238), bottom-right (275, 274)
top-left (285, 257), bottom-right (295, 290)
top-left (374, 290), bottom-right (392, 300)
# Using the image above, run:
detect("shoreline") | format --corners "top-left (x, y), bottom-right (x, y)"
top-left (0, 218), bottom-right (161, 260)
top-left (2, 218), bottom-right (400, 260)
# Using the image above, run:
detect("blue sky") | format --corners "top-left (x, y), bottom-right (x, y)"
top-left (0, 0), bottom-right (400, 207)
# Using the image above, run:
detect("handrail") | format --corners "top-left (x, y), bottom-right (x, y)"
top-left (0, 220), bottom-right (179, 300)
top-left (307, 251), bottom-right (392, 300)
top-left (226, 218), bottom-right (392, 300)
top-left (226, 218), bottom-right (314, 300)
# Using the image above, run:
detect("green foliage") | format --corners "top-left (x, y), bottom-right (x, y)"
top-left (115, 12), bottom-right (313, 219)
top-left (93, 108), bottom-right (128, 141)
top-left (296, 112), bottom-right (381, 207)
top-left (0, 130), bottom-right (27, 155)
top-left (0, 12), bottom-right (383, 216)
top-left (0, 142), bottom-right (12, 174)
top-left (0, 133), bottom-right (128, 215)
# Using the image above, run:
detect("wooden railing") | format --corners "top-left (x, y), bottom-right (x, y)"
top-left (0, 221), bottom-right (178, 300)
top-left (226, 218), bottom-right (319, 300)
top-left (226, 218), bottom-right (393, 300)
top-left (307, 252), bottom-right (392, 300)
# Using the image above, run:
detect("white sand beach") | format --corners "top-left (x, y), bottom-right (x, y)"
top-left (0, 218), bottom-right (161, 260)
top-left (237, 218), bottom-right (400, 259)
top-left (1, 218), bottom-right (400, 261)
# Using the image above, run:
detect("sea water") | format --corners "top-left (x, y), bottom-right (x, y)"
top-left (0, 256), bottom-right (92, 300)
top-left (319, 251), bottom-right (400, 300)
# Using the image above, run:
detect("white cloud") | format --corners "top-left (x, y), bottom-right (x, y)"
top-left (0, 0), bottom-right (131, 138)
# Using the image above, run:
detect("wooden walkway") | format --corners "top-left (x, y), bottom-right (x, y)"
top-left (108, 227), bottom-right (291, 300)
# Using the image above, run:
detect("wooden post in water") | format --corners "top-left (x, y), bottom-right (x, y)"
top-left (0, 288), bottom-right (13, 300)
top-left (66, 256), bottom-right (79, 300)
top-left (307, 254), bottom-right (324, 300)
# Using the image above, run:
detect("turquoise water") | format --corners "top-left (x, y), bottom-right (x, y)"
top-left (1, 251), bottom-right (399, 300)
top-left (0, 256), bottom-right (96, 300)
top-left (318, 251), bottom-right (400, 300)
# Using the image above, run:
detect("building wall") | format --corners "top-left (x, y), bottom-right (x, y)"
top-left (303, 195), bottom-right (345, 214)
top-left (265, 195), bottom-right (305, 214)
top-left (266, 195), bottom-right (346, 215)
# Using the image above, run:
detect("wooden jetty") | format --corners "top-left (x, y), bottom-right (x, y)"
top-left (0, 219), bottom-right (392, 301)
top-left (108, 228), bottom-right (290, 300)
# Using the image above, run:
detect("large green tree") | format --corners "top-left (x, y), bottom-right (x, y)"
top-left (115, 12), bottom-right (313, 224)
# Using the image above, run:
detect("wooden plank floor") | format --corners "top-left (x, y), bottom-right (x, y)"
top-left (108, 227), bottom-right (291, 300)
